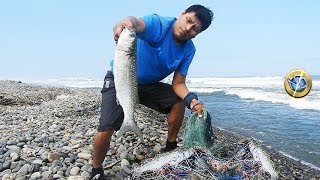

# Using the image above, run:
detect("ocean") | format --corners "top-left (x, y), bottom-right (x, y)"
top-left (27, 75), bottom-right (320, 169)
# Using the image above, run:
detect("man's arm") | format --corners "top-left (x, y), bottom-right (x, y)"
top-left (172, 71), bottom-right (205, 117)
top-left (113, 16), bottom-right (145, 42)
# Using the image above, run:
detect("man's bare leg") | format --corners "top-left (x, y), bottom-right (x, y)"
top-left (92, 130), bottom-right (114, 168)
top-left (166, 101), bottom-right (185, 143)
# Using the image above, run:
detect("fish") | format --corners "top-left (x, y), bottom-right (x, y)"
top-left (113, 27), bottom-right (143, 140)
top-left (132, 142), bottom-right (278, 179)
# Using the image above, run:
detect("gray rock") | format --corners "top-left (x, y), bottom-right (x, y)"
top-left (10, 152), bottom-right (19, 161)
top-left (32, 159), bottom-right (42, 165)
top-left (57, 170), bottom-right (65, 176)
top-left (76, 159), bottom-right (84, 163)
top-left (81, 171), bottom-right (90, 177)
top-left (119, 150), bottom-right (128, 159)
top-left (15, 175), bottom-right (26, 180)
top-left (29, 163), bottom-right (41, 173)
top-left (62, 146), bottom-right (73, 152)
top-left (68, 176), bottom-right (85, 180)
top-left (52, 174), bottom-right (63, 179)
top-left (42, 170), bottom-right (52, 179)
top-left (12, 163), bottom-right (20, 172)
top-left (80, 164), bottom-right (91, 172)
top-left (18, 160), bottom-right (27, 167)
top-left (122, 165), bottom-right (132, 175)
top-left (3, 150), bottom-right (10, 159)
top-left (52, 166), bottom-right (61, 174)
top-left (2, 169), bottom-right (12, 175)
top-left (18, 137), bottom-right (27, 142)
top-left (2, 160), bottom-right (11, 169)
top-left (70, 166), bottom-right (80, 176)
top-left (120, 159), bottom-right (129, 168)
top-left (51, 160), bottom-right (63, 168)
top-left (7, 146), bottom-right (21, 153)
top-left (112, 165), bottom-right (121, 172)
top-left (153, 144), bottom-right (162, 153)
top-left (6, 140), bottom-right (13, 145)
top-left (65, 166), bottom-right (72, 176)
top-left (26, 136), bottom-right (34, 141)
top-left (16, 142), bottom-right (25, 147)
top-left (1, 174), bottom-right (12, 180)
top-left (77, 153), bottom-right (91, 160)
top-left (30, 172), bottom-right (41, 179)
top-left (17, 164), bottom-right (30, 176)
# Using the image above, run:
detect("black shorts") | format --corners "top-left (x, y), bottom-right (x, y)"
top-left (98, 71), bottom-right (181, 131)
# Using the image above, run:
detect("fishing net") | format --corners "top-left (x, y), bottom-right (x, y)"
top-left (183, 110), bottom-right (214, 148)
top-left (132, 111), bottom-right (277, 179)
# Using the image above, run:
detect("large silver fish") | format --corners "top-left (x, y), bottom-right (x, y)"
top-left (113, 28), bottom-right (143, 140)
top-left (132, 142), bottom-right (278, 179)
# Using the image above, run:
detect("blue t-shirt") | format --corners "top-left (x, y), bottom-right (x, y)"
top-left (111, 14), bottom-right (196, 85)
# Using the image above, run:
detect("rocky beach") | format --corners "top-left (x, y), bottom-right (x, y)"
top-left (0, 80), bottom-right (320, 179)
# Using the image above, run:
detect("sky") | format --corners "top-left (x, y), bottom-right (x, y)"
top-left (1, 0), bottom-right (320, 80)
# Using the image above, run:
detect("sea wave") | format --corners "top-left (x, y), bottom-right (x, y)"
top-left (279, 151), bottom-right (320, 171)
top-left (28, 78), bottom-right (103, 88)
top-left (224, 88), bottom-right (320, 111)
top-left (23, 77), bottom-right (320, 111)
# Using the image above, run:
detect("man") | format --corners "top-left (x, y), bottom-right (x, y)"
top-left (91, 4), bottom-right (213, 179)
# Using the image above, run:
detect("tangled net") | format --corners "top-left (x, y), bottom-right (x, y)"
top-left (132, 111), bottom-right (277, 179)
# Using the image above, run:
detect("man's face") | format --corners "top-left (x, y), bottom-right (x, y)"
top-left (173, 12), bottom-right (203, 43)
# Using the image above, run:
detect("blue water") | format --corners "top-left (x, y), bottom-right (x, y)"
top-left (198, 91), bottom-right (320, 168)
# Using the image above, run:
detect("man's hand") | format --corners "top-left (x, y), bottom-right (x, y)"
top-left (113, 16), bottom-right (145, 43)
top-left (190, 99), bottom-right (206, 118)
top-left (113, 18), bottom-right (134, 42)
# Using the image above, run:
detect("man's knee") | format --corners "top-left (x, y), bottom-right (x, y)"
top-left (171, 101), bottom-right (185, 112)
top-left (95, 130), bottom-right (115, 141)
top-left (168, 101), bottom-right (185, 124)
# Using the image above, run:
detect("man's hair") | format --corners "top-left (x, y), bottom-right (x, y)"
top-left (185, 4), bottom-right (214, 32)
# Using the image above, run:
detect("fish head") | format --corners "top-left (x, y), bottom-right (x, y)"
top-left (117, 28), bottom-right (136, 52)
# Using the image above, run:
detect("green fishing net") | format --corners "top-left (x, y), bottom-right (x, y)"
top-left (183, 110), bottom-right (214, 148)
top-left (132, 110), bottom-right (277, 179)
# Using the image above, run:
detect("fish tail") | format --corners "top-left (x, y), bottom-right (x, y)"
top-left (117, 123), bottom-right (143, 140)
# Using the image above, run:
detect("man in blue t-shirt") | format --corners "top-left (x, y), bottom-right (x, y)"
top-left (91, 4), bottom-right (213, 179)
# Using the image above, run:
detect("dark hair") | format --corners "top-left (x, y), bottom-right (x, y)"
top-left (185, 4), bottom-right (214, 32)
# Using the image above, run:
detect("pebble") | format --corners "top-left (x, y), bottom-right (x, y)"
top-left (30, 172), bottom-right (41, 179)
top-left (67, 176), bottom-right (85, 180)
top-left (120, 159), bottom-right (129, 168)
top-left (17, 164), bottom-right (30, 176)
top-left (69, 167), bottom-right (80, 176)
top-left (42, 170), bottom-right (52, 179)
top-left (2, 161), bottom-right (11, 170)
top-left (10, 152), bottom-right (19, 161)
top-left (77, 153), bottom-right (91, 160)
top-left (51, 160), bottom-right (63, 168)
top-left (136, 154), bottom-right (145, 161)
top-left (1, 80), bottom-right (319, 179)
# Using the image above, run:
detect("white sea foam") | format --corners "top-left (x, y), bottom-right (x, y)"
top-left (224, 88), bottom-right (320, 111)
top-left (279, 151), bottom-right (320, 171)
top-left (188, 88), bottom-right (224, 93)
top-left (28, 78), bottom-right (103, 88)
top-left (186, 76), bottom-right (284, 88)
top-left (21, 76), bottom-right (320, 111)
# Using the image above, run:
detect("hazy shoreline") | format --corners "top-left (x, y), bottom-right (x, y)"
top-left (0, 80), bottom-right (319, 179)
